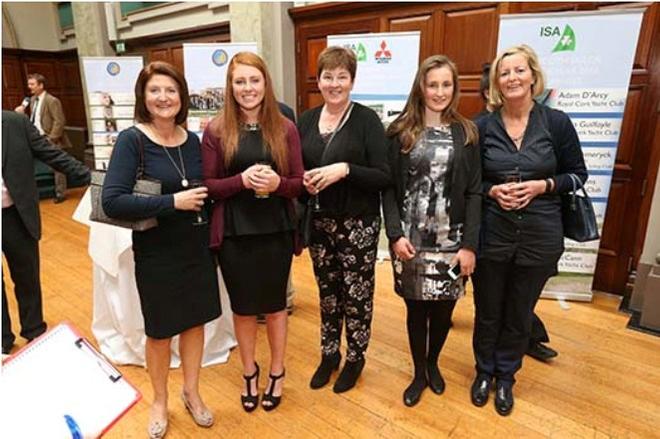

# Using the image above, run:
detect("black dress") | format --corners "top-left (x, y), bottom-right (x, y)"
top-left (217, 127), bottom-right (294, 316)
top-left (102, 128), bottom-right (221, 339)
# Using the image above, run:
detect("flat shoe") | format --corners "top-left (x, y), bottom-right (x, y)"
top-left (147, 418), bottom-right (168, 439)
top-left (181, 393), bottom-right (214, 427)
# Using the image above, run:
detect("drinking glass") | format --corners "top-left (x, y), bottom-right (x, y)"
top-left (189, 179), bottom-right (208, 226)
top-left (254, 162), bottom-right (271, 199)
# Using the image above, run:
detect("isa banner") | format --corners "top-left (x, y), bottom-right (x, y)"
top-left (82, 57), bottom-right (143, 170)
top-left (498, 10), bottom-right (643, 301)
top-left (183, 43), bottom-right (258, 138)
top-left (327, 32), bottom-right (420, 125)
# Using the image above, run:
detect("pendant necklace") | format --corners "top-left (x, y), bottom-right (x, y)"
top-left (161, 144), bottom-right (188, 188)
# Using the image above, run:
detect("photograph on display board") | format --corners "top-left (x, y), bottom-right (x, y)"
top-left (183, 43), bottom-right (258, 136)
top-left (187, 87), bottom-right (224, 133)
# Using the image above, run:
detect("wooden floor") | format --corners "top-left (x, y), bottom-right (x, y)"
top-left (3, 187), bottom-right (660, 438)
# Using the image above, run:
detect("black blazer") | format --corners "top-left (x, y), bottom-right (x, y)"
top-left (1, 111), bottom-right (90, 240)
top-left (382, 123), bottom-right (482, 252)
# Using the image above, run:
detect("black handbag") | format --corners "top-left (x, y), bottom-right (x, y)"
top-left (561, 173), bottom-right (599, 242)
top-left (89, 127), bottom-right (161, 231)
top-left (295, 199), bottom-right (313, 248)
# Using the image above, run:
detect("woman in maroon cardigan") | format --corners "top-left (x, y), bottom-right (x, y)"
top-left (201, 52), bottom-right (303, 412)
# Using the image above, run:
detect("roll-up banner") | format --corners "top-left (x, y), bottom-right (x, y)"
top-left (183, 43), bottom-right (258, 139)
top-left (498, 10), bottom-right (643, 301)
top-left (81, 57), bottom-right (143, 170)
top-left (326, 31), bottom-right (421, 258)
top-left (326, 31), bottom-right (420, 125)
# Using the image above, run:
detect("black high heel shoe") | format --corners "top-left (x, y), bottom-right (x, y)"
top-left (261, 369), bottom-right (285, 411)
top-left (241, 363), bottom-right (260, 412)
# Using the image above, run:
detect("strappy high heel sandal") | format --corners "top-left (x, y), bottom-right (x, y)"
top-left (261, 369), bottom-right (285, 411)
top-left (241, 363), bottom-right (260, 413)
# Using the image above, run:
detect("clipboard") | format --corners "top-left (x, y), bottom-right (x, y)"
top-left (1, 322), bottom-right (141, 438)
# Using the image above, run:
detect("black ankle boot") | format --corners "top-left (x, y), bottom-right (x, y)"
top-left (403, 376), bottom-right (427, 407)
top-left (427, 362), bottom-right (445, 395)
top-left (310, 353), bottom-right (341, 389)
top-left (333, 358), bottom-right (365, 393)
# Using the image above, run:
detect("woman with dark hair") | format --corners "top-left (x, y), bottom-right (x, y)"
top-left (383, 55), bottom-right (481, 407)
top-left (298, 46), bottom-right (390, 393)
top-left (102, 61), bottom-right (221, 438)
top-left (201, 52), bottom-right (303, 412)
top-left (471, 45), bottom-right (587, 416)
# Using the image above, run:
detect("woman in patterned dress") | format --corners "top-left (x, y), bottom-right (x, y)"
top-left (383, 55), bottom-right (481, 407)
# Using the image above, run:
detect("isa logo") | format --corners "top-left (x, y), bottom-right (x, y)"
top-left (342, 43), bottom-right (368, 62)
top-left (106, 62), bottom-right (121, 76)
top-left (374, 40), bottom-right (392, 64)
top-left (212, 49), bottom-right (229, 67)
top-left (540, 24), bottom-right (577, 52)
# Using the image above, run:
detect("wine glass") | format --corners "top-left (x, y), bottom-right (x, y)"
top-left (188, 179), bottom-right (208, 226)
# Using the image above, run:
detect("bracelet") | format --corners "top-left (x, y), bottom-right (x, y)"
top-left (545, 178), bottom-right (553, 193)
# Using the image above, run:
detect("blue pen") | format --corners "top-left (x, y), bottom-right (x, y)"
top-left (64, 414), bottom-right (83, 439)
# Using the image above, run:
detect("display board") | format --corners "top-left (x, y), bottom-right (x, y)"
top-left (183, 43), bottom-right (258, 138)
top-left (498, 9), bottom-right (643, 300)
top-left (81, 57), bottom-right (143, 170)
top-left (327, 31), bottom-right (420, 126)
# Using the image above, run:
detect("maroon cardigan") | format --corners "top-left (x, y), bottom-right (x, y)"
top-left (201, 119), bottom-right (304, 254)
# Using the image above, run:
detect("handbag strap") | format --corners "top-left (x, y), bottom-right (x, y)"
top-left (130, 126), bottom-right (147, 180)
top-left (567, 172), bottom-right (591, 205)
top-left (320, 102), bottom-right (354, 164)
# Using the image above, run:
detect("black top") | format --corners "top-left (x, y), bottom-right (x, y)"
top-left (383, 123), bottom-right (482, 252)
top-left (477, 102), bottom-right (588, 265)
top-left (278, 102), bottom-right (296, 123)
top-left (297, 102), bottom-right (390, 217)
top-left (102, 127), bottom-right (200, 221)
top-left (224, 129), bottom-right (293, 236)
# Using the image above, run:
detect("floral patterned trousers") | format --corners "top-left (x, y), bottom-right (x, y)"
top-left (309, 215), bottom-right (381, 363)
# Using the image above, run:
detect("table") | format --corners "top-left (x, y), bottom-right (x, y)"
top-left (73, 189), bottom-right (236, 367)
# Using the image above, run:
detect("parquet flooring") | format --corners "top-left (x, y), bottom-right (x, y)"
top-left (3, 187), bottom-right (660, 438)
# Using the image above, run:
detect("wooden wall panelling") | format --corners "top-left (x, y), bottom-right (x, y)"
top-left (123, 23), bottom-right (230, 76)
top-left (171, 46), bottom-right (184, 73)
top-left (295, 17), bottom-right (380, 113)
top-left (442, 5), bottom-right (499, 75)
top-left (387, 13), bottom-right (434, 59)
top-left (2, 55), bottom-right (25, 110)
top-left (2, 49), bottom-right (86, 127)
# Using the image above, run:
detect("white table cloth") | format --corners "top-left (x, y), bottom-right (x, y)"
top-left (73, 189), bottom-right (236, 367)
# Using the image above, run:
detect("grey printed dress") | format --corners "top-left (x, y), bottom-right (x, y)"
top-left (391, 126), bottom-right (464, 301)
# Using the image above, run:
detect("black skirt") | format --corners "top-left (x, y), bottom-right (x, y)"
top-left (133, 212), bottom-right (222, 339)
top-left (218, 231), bottom-right (293, 315)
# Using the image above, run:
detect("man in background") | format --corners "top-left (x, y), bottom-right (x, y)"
top-left (15, 73), bottom-right (72, 203)
top-left (2, 111), bottom-right (90, 355)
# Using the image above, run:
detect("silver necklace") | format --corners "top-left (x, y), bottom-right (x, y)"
top-left (161, 145), bottom-right (188, 188)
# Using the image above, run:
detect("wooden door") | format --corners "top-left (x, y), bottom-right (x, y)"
top-left (591, 3), bottom-right (660, 292)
